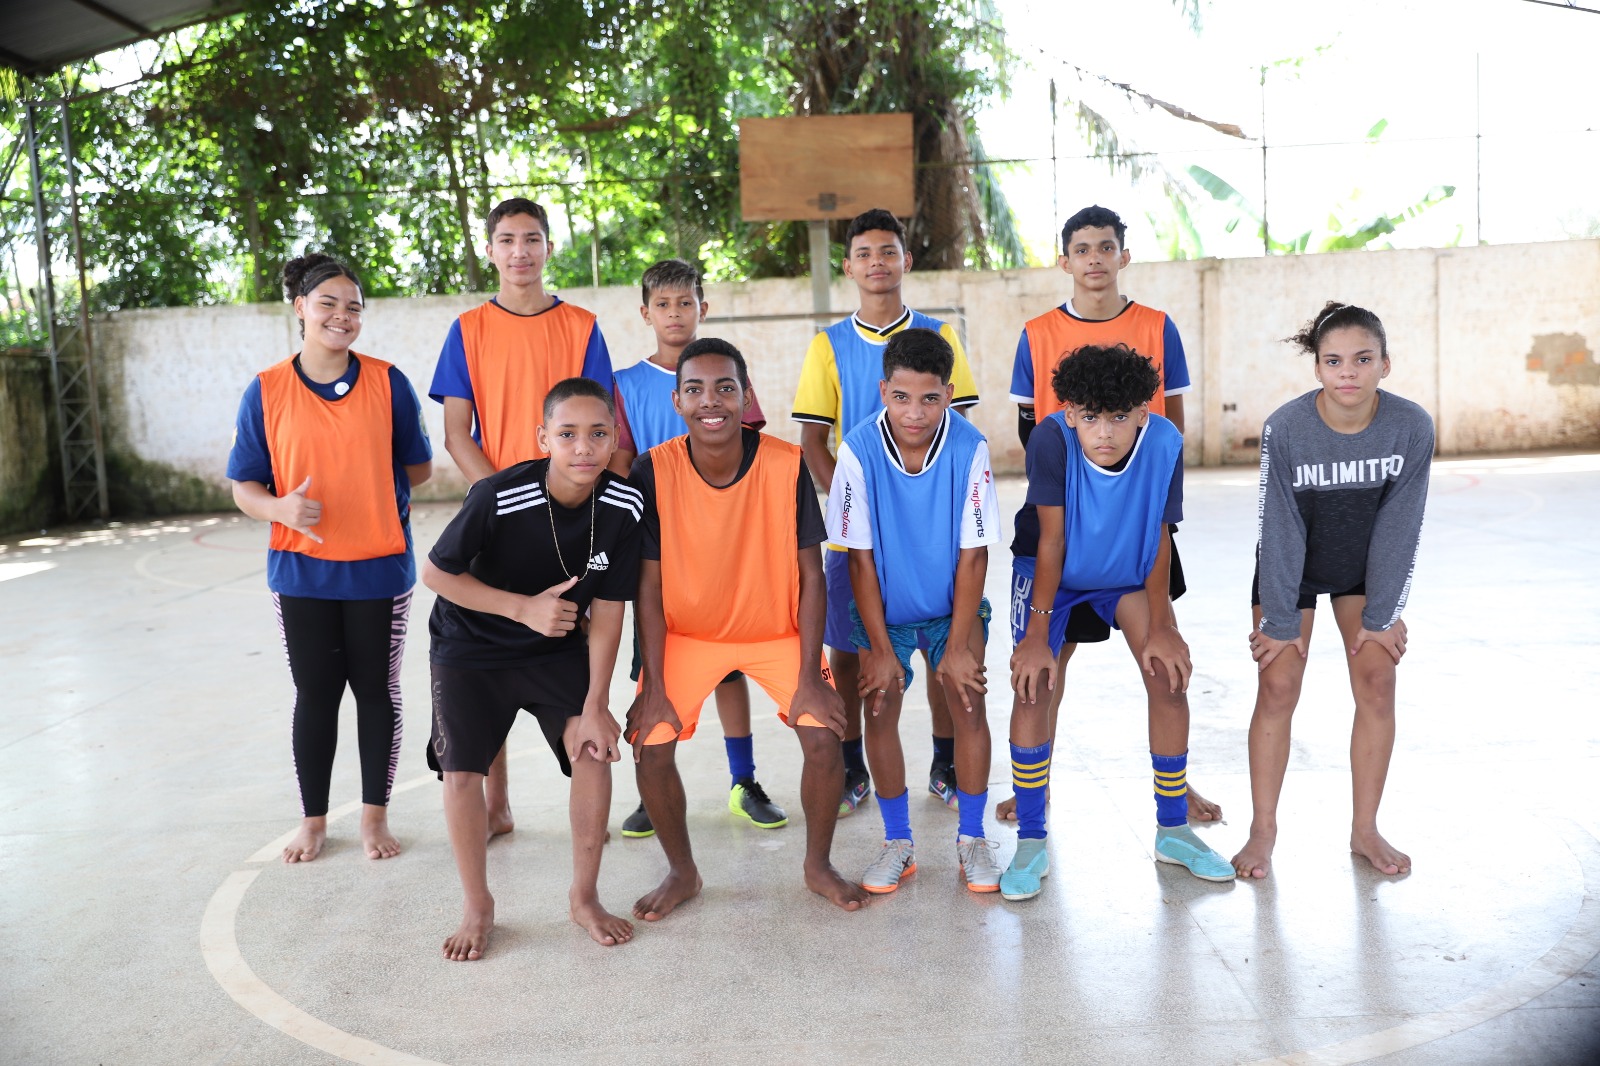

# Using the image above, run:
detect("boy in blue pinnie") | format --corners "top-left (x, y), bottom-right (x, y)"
top-left (1003, 343), bottom-right (1234, 901)
top-left (825, 328), bottom-right (1004, 894)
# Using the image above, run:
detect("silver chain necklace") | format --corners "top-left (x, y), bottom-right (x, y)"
top-left (545, 474), bottom-right (596, 580)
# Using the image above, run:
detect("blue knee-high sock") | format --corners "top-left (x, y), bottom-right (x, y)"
top-left (931, 735), bottom-right (955, 766)
top-left (878, 789), bottom-right (912, 842)
top-left (1152, 751), bottom-right (1188, 828)
top-left (957, 787), bottom-right (988, 838)
top-left (842, 737), bottom-right (867, 776)
top-left (725, 734), bottom-right (755, 786)
top-left (1011, 741), bottom-right (1051, 840)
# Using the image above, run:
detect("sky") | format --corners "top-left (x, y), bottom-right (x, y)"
top-left (976, 0), bottom-right (1600, 263)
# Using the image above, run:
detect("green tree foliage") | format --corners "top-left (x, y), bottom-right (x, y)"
top-left (1, 0), bottom-right (1022, 315)
top-left (1186, 159), bottom-right (1456, 255)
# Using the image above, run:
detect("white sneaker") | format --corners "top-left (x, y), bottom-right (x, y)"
top-left (861, 839), bottom-right (917, 894)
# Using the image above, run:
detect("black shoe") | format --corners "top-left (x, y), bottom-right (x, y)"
top-left (621, 801), bottom-right (655, 838)
top-left (838, 766), bottom-right (872, 816)
top-left (928, 760), bottom-right (959, 808)
top-left (729, 778), bottom-right (788, 828)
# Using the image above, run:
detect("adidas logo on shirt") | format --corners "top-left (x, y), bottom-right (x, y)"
top-left (588, 551), bottom-right (610, 571)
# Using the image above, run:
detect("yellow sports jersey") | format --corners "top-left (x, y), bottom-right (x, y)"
top-left (791, 309), bottom-right (979, 448)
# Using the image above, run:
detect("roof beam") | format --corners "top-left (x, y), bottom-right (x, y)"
top-left (65, 0), bottom-right (151, 37)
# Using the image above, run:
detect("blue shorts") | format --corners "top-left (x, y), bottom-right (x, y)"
top-left (824, 548), bottom-right (855, 651)
top-left (848, 599), bottom-right (992, 687)
top-left (1009, 557), bottom-right (1141, 657)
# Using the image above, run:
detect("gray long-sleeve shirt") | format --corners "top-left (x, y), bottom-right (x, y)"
top-left (1255, 389), bottom-right (1433, 640)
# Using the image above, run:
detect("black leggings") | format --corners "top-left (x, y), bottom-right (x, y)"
top-left (274, 591), bottom-right (412, 817)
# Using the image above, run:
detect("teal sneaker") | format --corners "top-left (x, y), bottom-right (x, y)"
top-left (1000, 839), bottom-right (1050, 901)
top-left (1154, 824), bottom-right (1236, 882)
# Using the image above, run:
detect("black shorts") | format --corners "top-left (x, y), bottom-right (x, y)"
top-left (1250, 563), bottom-right (1366, 611)
top-left (1061, 525), bottom-right (1189, 645)
top-left (428, 654), bottom-right (590, 778)
top-left (629, 628), bottom-right (741, 686)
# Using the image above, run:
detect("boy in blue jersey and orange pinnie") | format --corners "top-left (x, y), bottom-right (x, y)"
top-left (1003, 344), bottom-right (1234, 901)
top-left (825, 328), bottom-right (1004, 894)
top-left (999, 203), bottom-right (1222, 827)
top-left (793, 207), bottom-right (982, 819)
top-left (608, 259), bottom-right (786, 839)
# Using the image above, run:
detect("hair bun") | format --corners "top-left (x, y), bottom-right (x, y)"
top-left (283, 256), bottom-right (339, 305)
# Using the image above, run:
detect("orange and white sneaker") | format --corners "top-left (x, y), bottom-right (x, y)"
top-left (957, 834), bottom-right (1002, 892)
top-left (861, 839), bottom-right (917, 893)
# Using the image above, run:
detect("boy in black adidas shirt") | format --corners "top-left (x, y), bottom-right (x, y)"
top-left (424, 378), bottom-right (643, 959)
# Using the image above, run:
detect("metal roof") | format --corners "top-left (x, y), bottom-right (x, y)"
top-left (0, 0), bottom-right (243, 77)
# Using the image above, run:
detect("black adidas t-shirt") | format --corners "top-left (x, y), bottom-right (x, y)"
top-left (428, 459), bottom-right (643, 667)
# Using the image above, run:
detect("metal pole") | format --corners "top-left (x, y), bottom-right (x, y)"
top-left (808, 220), bottom-right (831, 317)
top-left (1049, 78), bottom-right (1059, 258)
top-left (1260, 65), bottom-right (1270, 255)
top-left (1475, 53), bottom-right (1483, 245)
top-left (26, 102), bottom-right (73, 518)
top-left (59, 100), bottom-right (110, 520)
top-left (24, 105), bottom-right (59, 357)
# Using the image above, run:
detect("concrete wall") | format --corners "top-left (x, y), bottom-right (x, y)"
top-left (0, 354), bottom-right (58, 533)
top-left (92, 239), bottom-right (1600, 498)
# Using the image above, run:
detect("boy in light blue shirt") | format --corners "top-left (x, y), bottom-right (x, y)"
top-left (825, 328), bottom-right (1003, 894)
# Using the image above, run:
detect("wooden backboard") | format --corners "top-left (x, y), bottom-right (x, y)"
top-left (738, 114), bottom-right (915, 221)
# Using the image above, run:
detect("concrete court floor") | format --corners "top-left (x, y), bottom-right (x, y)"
top-left (1, 453), bottom-right (1598, 1066)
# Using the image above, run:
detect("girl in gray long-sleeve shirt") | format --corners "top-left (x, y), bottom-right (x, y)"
top-left (1232, 302), bottom-right (1433, 883)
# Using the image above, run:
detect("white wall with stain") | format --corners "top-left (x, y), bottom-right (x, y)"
top-left (93, 238), bottom-right (1600, 497)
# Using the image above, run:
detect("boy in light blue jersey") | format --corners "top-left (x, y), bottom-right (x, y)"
top-left (794, 208), bottom-right (982, 819)
top-left (1003, 344), bottom-right (1234, 901)
top-left (606, 259), bottom-right (785, 839)
top-left (825, 329), bottom-right (1003, 894)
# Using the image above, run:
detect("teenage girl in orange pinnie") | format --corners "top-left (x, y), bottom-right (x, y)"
top-left (228, 254), bottom-right (433, 863)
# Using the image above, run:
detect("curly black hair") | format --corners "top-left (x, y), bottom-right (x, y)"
top-left (1050, 343), bottom-right (1159, 412)
top-left (1288, 301), bottom-right (1388, 359)
top-left (282, 252), bottom-right (359, 303)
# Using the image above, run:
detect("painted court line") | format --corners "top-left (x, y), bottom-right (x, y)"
top-left (134, 547), bottom-right (265, 595)
top-left (1241, 819), bottom-right (1600, 1066)
top-left (206, 796), bottom-right (1600, 1066)
top-left (201, 870), bottom-right (448, 1066)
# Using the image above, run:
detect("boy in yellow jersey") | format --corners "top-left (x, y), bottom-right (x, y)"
top-left (1000, 203), bottom-right (1221, 825)
top-left (429, 197), bottom-right (614, 840)
top-left (627, 339), bottom-right (868, 918)
top-left (792, 208), bottom-right (981, 818)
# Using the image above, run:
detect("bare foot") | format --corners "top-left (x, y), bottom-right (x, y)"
top-left (570, 894), bottom-right (634, 946)
top-left (804, 862), bottom-right (869, 911)
top-left (633, 868), bottom-right (702, 921)
top-left (360, 804), bottom-right (401, 860)
top-left (282, 817), bottom-right (326, 863)
top-left (486, 803), bottom-right (515, 844)
top-left (443, 898), bottom-right (494, 961)
top-left (1187, 784), bottom-right (1223, 823)
top-left (1351, 827), bottom-right (1410, 876)
top-left (995, 786), bottom-right (1050, 823)
top-left (1231, 827), bottom-right (1276, 879)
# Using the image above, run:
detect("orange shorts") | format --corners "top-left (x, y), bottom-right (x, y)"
top-left (643, 633), bottom-right (834, 745)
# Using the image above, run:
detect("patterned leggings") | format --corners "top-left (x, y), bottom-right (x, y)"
top-left (273, 591), bottom-right (412, 817)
